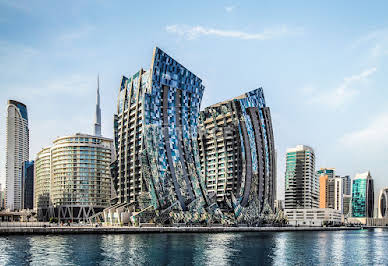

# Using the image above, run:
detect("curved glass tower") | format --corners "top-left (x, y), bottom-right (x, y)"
top-left (113, 47), bottom-right (213, 223)
top-left (6, 100), bottom-right (29, 211)
top-left (198, 88), bottom-right (276, 222)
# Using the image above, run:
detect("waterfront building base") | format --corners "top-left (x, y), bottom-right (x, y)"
top-left (0, 226), bottom-right (362, 235)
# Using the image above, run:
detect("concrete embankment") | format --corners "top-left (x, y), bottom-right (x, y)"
top-left (0, 226), bottom-right (362, 235)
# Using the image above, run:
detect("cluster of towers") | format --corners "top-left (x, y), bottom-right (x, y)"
top-left (283, 145), bottom-right (387, 224)
top-left (4, 47), bottom-right (277, 225)
top-left (109, 47), bottom-right (277, 225)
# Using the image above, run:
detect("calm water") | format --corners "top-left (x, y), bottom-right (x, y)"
top-left (0, 229), bottom-right (387, 265)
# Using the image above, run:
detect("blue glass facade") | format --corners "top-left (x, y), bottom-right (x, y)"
top-left (114, 48), bottom-right (219, 223)
top-left (351, 173), bottom-right (374, 218)
top-left (22, 161), bottom-right (34, 209)
top-left (198, 88), bottom-right (276, 223)
top-left (113, 48), bottom-right (276, 225)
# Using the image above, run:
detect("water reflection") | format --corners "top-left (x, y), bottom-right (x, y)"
top-left (0, 229), bottom-right (387, 265)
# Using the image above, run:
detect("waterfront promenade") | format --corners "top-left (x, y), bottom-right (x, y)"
top-left (0, 225), bottom-right (362, 235)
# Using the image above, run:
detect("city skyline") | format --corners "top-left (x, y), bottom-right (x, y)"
top-left (1, 1), bottom-right (388, 199)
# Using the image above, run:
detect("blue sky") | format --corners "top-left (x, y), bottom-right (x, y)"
top-left (1, 0), bottom-right (387, 199)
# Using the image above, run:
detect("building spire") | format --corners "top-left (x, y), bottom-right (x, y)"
top-left (94, 74), bottom-right (102, 136)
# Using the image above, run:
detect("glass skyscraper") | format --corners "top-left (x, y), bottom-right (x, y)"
top-left (22, 161), bottom-right (34, 210)
top-left (112, 47), bottom-right (215, 223)
top-left (111, 47), bottom-right (278, 225)
top-left (285, 145), bottom-right (318, 209)
top-left (351, 171), bottom-right (374, 218)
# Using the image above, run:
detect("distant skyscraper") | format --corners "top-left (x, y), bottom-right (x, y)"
top-left (377, 187), bottom-right (388, 218)
top-left (318, 169), bottom-right (343, 213)
top-left (6, 100), bottom-right (29, 211)
top-left (317, 168), bottom-right (335, 179)
top-left (22, 161), bottom-right (34, 209)
top-left (285, 145), bottom-right (318, 209)
top-left (352, 171), bottom-right (374, 218)
top-left (339, 175), bottom-right (351, 195)
top-left (198, 88), bottom-right (276, 213)
top-left (94, 75), bottom-right (102, 136)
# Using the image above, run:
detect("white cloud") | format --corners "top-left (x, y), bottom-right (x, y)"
top-left (307, 67), bottom-right (377, 108)
top-left (165, 24), bottom-right (302, 40)
top-left (353, 29), bottom-right (388, 59)
top-left (224, 6), bottom-right (235, 13)
top-left (340, 112), bottom-right (388, 150)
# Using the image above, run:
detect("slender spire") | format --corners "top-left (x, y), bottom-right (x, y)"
top-left (94, 74), bottom-right (102, 136)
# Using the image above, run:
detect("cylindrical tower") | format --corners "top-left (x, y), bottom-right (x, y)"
top-left (50, 134), bottom-right (113, 212)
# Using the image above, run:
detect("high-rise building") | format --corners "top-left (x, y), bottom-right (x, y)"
top-left (94, 75), bottom-right (102, 136)
top-left (34, 134), bottom-right (114, 221)
top-left (6, 100), bottom-right (29, 211)
top-left (22, 161), bottom-right (34, 209)
top-left (197, 88), bottom-right (276, 213)
top-left (318, 169), bottom-right (343, 213)
top-left (377, 187), bottom-right (388, 218)
top-left (112, 47), bottom-right (215, 223)
top-left (331, 177), bottom-right (343, 213)
top-left (34, 147), bottom-right (51, 218)
top-left (110, 47), bottom-right (278, 225)
top-left (351, 171), bottom-right (374, 218)
top-left (340, 175), bottom-right (351, 195)
top-left (285, 145), bottom-right (318, 209)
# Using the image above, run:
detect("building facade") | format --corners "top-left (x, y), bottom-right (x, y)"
top-left (319, 175), bottom-right (329, 208)
top-left (284, 208), bottom-right (342, 226)
top-left (6, 100), bottom-right (29, 211)
top-left (34, 147), bottom-right (51, 214)
top-left (317, 168), bottom-right (335, 179)
top-left (198, 88), bottom-right (276, 214)
top-left (340, 175), bottom-right (351, 195)
top-left (112, 47), bottom-right (218, 224)
top-left (378, 187), bottom-right (388, 218)
top-left (351, 171), bottom-right (374, 218)
top-left (110, 47), bottom-right (279, 225)
top-left (318, 169), bottom-right (343, 213)
top-left (285, 145), bottom-right (318, 209)
top-left (22, 161), bottom-right (34, 209)
top-left (34, 134), bottom-right (114, 221)
top-left (343, 195), bottom-right (352, 216)
top-left (0, 184), bottom-right (5, 210)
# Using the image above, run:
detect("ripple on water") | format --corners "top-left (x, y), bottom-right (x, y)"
top-left (0, 229), bottom-right (387, 265)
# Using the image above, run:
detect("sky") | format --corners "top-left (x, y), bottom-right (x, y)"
top-left (0, 0), bottom-right (387, 199)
